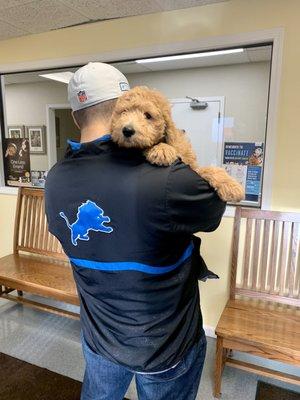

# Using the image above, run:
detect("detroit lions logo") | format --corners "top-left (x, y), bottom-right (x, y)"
top-left (59, 200), bottom-right (113, 246)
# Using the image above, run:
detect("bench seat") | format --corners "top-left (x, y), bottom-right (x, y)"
top-left (0, 188), bottom-right (81, 319)
top-left (0, 253), bottom-right (79, 306)
top-left (214, 208), bottom-right (300, 397)
top-left (216, 299), bottom-right (300, 364)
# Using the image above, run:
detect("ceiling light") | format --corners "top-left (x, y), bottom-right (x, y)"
top-left (39, 71), bottom-right (74, 84)
top-left (136, 48), bottom-right (244, 64)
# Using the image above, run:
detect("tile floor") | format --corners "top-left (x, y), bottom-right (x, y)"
top-left (0, 292), bottom-right (299, 399)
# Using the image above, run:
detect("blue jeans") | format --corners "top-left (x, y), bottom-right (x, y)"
top-left (80, 332), bottom-right (207, 400)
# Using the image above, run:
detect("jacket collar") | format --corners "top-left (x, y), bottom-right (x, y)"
top-left (67, 134), bottom-right (112, 151)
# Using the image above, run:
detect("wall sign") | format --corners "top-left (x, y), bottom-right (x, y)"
top-left (4, 138), bottom-right (31, 186)
top-left (223, 142), bottom-right (264, 203)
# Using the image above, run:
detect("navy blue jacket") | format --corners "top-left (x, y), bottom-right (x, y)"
top-left (45, 135), bottom-right (225, 372)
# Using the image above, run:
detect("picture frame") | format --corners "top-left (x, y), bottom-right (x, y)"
top-left (31, 170), bottom-right (48, 188)
top-left (8, 125), bottom-right (25, 139)
top-left (26, 125), bottom-right (47, 154)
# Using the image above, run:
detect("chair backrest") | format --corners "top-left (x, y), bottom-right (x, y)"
top-left (231, 207), bottom-right (300, 307)
top-left (14, 187), bottom-right (67, 260)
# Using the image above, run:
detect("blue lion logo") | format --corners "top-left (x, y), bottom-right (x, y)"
top-left (59, 200), bottom-right (113, 246)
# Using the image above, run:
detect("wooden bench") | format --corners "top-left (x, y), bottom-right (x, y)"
top-left (0, 187), bottom-right (79, 319)
top-left (214, 207), bottom-right (300, 397)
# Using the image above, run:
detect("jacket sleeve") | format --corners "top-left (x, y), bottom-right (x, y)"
top-left (166, 162), bottom-right (226, 233)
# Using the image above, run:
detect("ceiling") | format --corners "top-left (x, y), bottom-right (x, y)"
top-left (0, 0), bottom-right (228, 41)
top-left (4, 45), bottom-right (272, 85)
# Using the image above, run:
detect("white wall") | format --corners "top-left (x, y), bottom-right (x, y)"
top-left (127, 61), bottom-right (270, 143)
top-left (4, 80), bottom-right (68, 170)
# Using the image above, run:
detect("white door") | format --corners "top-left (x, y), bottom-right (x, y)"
top-left (170, 97), bottom-right (224, 167)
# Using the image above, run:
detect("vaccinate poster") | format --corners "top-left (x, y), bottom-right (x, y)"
top-left (223, 142), bottom-right (264, 203)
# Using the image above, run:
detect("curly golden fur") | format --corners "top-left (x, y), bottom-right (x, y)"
top-left (111, 86), bottom-right (245, 202)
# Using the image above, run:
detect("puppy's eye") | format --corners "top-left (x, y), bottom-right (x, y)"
top-left (144, 112), bottom-right (152, 120)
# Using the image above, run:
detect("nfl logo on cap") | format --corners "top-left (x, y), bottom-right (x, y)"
top-left (77, 90), bottom-right (87, 103)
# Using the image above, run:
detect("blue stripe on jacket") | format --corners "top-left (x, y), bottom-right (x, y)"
top-left (70, 242), bottom-right (193, 274)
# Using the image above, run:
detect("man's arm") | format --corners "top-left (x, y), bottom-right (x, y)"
top-left (166, 162), bottom-right (226, 233)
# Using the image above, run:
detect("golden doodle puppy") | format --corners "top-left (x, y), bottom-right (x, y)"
top-left (111, 86), bottom-right (245, 202)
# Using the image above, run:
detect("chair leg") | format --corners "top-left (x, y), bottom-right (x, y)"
top-left (214, 336), bottom-right (224, 398)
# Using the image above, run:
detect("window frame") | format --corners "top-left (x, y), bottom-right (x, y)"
top-left (0, 28), bottom-right (284, 215)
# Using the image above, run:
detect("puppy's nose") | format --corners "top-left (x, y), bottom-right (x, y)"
top-left (122, 125), bottom-right (135, 138)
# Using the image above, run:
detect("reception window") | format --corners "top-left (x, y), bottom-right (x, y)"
top-left (0, 43), bottom-right (272, 207)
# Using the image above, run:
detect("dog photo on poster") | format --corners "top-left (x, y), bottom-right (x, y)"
top-left (223, 142), bottom-right (264, 202)
top-left (4, 138), bottom-right (31, 186)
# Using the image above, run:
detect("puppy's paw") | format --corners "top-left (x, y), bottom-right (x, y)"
top-left (196, 166), bottom-right (245, 202)
top-left (217, 180), bottom-right (245, 202)
top-left (144, 143), bottom-right (179, 166)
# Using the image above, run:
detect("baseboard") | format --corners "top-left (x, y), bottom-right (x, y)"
top-left (203, 325), bottom-right (216, 338)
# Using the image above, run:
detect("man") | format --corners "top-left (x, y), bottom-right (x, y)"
top-left (45, 62), bottom-right (226, 400)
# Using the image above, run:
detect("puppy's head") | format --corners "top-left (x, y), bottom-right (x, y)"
top-left (111, 86), bottom-right (175, 149)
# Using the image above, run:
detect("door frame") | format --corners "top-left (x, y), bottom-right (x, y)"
top-left (46, 103), bottom-right (71, 169)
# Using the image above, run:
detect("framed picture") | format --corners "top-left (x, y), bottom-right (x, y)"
top-left (26, 125), bottom-right (47, 154)
top-left (8, 125), bottom-right (25, 139)
top-left (31, 170), bottom-right (48, 188)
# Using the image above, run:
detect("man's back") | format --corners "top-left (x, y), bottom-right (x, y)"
top-left (45, 137), bottom-right (225, 373)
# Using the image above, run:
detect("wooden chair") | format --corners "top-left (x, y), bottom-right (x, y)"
top-left (0, 187), bottom-right (79, 319)
top-left (214, 207), bottom-right (300, 397)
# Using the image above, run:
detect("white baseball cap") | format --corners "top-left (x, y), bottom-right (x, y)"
top-left (68, 62), bottom-right (130, 112)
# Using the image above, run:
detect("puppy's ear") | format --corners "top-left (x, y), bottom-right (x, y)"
top-left (161, 103), bottom-right (180, 146)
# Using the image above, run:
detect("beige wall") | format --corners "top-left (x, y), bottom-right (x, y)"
top-left (0, 0), bottom-right (300, 329)
top-left (0, 195), bottom-right (17, 258)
